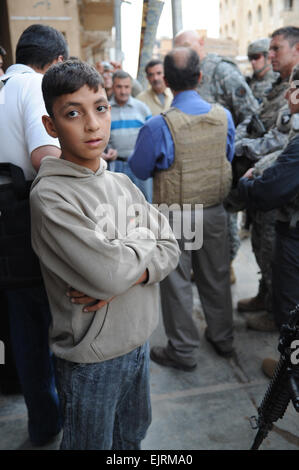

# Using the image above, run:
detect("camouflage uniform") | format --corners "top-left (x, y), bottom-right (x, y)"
top-left (246, 38), bottom-right (279, 105)
top-left (235, 77), bottom-right (290, 152)
top-left (240, 92), bottom-right (294, 313)
top-left (239, 114), bottom-right (299, 326)
top-left (198, 54), bottom-right (259, 126)
top-left (248, 69), bottom-right (279, 104)
top-left (198, 54), bottom-right (260, 261)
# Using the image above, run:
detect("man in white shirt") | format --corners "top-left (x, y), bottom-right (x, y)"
top-left (136, 59), bottom-right (173, 116)
top-left (0, 24), bottom-right (67, 446)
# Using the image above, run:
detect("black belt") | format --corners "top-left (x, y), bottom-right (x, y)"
top-left (116, 157), bottom-right (128, 162)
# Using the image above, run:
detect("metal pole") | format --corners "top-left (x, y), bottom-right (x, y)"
top-left (171, 0), bottom-right (183, 39)
top-left (137, 0), bottom-right (165, 89)
top-left (114, 0), bottom-right (122, 62)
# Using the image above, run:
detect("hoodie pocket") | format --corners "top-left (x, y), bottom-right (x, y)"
top-left (90, 303), bottom-right (110, 360)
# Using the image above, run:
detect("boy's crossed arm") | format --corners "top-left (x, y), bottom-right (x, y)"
top-left (67, 269), bottom-right (149, 312)
top-left (31, 189), bottom-right (180, 308)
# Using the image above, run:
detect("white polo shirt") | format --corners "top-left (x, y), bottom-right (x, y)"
top-left (0, 64), bottom-right (59, 181)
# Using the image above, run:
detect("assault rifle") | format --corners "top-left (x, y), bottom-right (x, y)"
top-left (247, 114), bottom-right (267, 138)
top-left (250, 305), bottom-right (299, 450)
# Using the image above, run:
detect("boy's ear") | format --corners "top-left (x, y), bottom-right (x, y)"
top-left (42, 115), bottom-right (58, 138)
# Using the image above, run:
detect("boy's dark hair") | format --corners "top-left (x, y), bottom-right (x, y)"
top-left (145, 59), bottom-right (163, 74)
top-left (42, 60), bottom-right (104, 117)
top-left (112, 69), bottom-right (132, 82)
top-left (272, 26), bottom-right (299, 47)
top-left (16, 24), bottom-right (68, 69)
top-left (0, 46), bottom-right (6, 57)
top-left (164, 47), bottom-right (200, 92)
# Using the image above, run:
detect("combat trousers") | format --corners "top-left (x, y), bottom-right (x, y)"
top-left (228, 212), bottom-right (241, 262)
top-left (160, 204), bottom-right (233, 366)
top-left (250, 208), bottom-right (276, 312)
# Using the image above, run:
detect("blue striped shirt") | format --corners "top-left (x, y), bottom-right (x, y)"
top-left (109, 95), bottom-right (151, 159)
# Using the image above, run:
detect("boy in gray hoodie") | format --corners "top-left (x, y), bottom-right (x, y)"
top-left (30, 60), bottom-right (180, 450)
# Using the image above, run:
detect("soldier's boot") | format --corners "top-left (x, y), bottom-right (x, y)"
top-left (237, 279), bottom-right (266, 312)
top-left (246, 312), bottom-right (278, 332)
top-left (262, 358), bottom-right (278, 379)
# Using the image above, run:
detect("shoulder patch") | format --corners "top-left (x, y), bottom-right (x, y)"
top-left (235, 86), bottom-right (247, 98)
top-left (281, 113), bottom-right (291, 125)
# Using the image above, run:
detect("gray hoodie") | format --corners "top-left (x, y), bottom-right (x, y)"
top-left (30, 157), bottom-right (180, 363)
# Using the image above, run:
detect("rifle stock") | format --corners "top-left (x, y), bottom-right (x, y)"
top-left (250, 305), bottom-right (299, 450)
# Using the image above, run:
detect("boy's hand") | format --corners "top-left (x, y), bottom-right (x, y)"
top-left (67, 288), bottom-right (114, 313)
top-left (67, 270), bottom-right (148, 313)
top-left (101, 148), bottom-right (118, 161)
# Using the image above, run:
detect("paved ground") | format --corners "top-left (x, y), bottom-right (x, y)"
top-left (0, 236), bottom-right (298, 451)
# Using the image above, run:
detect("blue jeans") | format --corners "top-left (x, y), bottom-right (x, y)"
top-left (54, 342), bottom-right (151, 450)
top-left (110, 160), bottom-right (153, 203)
top-left (5, 286), bottom-right (62, 445)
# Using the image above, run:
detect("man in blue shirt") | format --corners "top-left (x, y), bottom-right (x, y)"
top-left (129, 47), bottom-right (236, 370)
top-left (129, 85), bottom-right (235, 179)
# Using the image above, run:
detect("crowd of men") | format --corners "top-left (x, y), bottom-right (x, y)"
top-left (0, 23), bottom-right (299, 450)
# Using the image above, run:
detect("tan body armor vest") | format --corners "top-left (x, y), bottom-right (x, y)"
top-left (153, 105), bottom-right (232, 208)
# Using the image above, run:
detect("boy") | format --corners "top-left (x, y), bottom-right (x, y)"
top-left (30, 60), bottom-right (180, 450)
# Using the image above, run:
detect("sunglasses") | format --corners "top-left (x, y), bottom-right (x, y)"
top-left (248, 53), bottom-right (264, 61)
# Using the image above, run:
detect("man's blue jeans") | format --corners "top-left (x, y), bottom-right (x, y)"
top-left (5, 285), bottom-right (62, 445)
top-left (110, 160), bottom-right (153, 203)
top-left (54, 342), bottom-right (151, 450)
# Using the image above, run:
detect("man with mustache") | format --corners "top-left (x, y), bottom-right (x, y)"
top-left (136, 59), bottom-right (173, 116)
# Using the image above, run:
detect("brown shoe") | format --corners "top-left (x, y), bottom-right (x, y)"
top-left (237, 294), bottom-right (265, 312)
top-left (262, 358), bottom-right (278, 379)
top-left (246, 312), bottom-right (278, 332)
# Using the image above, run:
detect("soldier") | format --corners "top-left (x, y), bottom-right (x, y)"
top-left (235, 26), bottom-right (299, 332)
top-left (238, 63), bottom-right (299, 376)
top-left (174, 30), bottom-right (260, 282)
top-left (247, 38), bottom-right (279, 104)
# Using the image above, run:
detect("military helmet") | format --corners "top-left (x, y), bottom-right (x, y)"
top-left (248, 38), bottom-right (270, 57)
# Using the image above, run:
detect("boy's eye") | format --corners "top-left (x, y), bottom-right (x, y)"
top-left (97, 105), bottom-right (108, 113)
top-left (67, 110), bottom-right (79, 118)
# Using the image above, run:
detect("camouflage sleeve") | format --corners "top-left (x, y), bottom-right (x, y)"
top-left (252, 150), bottom-right (282, 177)
top-left (240, 128), bottom-right (289, 161)
top-left (216, 62), bottom-right (260, 126)
top-left (235, 101), bottom-right (265, 142)
top-left (235, 116), bottom-right (251, 142)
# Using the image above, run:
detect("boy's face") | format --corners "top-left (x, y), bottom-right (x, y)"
top-left (43, 84), bottom-right (111, 171)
